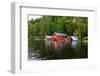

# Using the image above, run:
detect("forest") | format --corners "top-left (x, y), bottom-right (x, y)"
top-left (28, 15), bottom-right (88, 42)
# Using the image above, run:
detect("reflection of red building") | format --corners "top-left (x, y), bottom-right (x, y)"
top-left (49, 33), bottom-right (67, 42)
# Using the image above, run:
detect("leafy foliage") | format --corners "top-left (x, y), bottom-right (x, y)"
top-left (28, 16), bottom-right (88, 40)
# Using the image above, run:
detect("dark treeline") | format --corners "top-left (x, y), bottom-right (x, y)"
top-left (28, 16), bottom-right (88, 41)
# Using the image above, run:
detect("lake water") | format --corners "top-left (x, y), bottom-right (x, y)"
top-left (28, 39), bottom-right (88, 60)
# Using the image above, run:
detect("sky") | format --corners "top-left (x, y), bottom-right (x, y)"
top-left (28, 15), bottom-right (42, 20)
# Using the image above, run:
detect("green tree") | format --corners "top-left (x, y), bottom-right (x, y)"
top-left (39, 16), bottom-right (50, 39)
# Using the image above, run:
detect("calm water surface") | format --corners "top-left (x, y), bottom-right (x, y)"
top-left (28, 39), bottom-right (88, 60)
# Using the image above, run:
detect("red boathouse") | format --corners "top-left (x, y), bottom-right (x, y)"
top-left (49, 32), bottom-right (67, 42)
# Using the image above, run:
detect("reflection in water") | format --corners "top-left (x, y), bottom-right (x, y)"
top-left (28, 39), bottom-right (88, 60)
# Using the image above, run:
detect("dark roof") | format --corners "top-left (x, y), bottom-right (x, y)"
top-left (54, 32), bottom-right (67, 36)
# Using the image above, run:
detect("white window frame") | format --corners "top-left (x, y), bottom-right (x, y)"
top-left (11, 2), bottom-right (97, 74)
